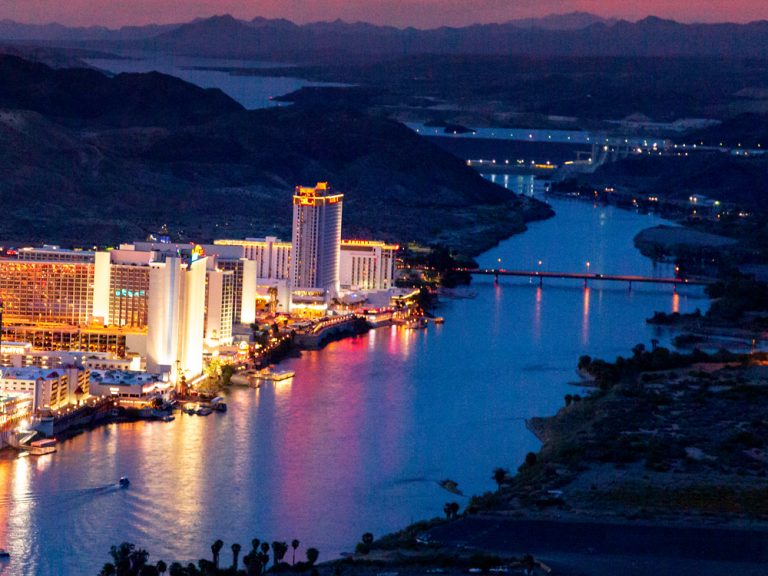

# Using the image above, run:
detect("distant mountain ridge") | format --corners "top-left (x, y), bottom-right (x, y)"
top-left (507, 12), bottom-right (618, 30)
top-left (3, 13), bottom-right (768, 59)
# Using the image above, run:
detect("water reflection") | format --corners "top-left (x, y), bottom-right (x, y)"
top-left (0, 187), bottom-right (707, 575)
top-left (582, 286), bottom-right (591, 346)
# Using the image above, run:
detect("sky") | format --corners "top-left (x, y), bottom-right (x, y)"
top-left (1, 0), bottom-right (768, 28)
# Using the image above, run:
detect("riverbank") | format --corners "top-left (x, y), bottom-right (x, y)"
top-left (354, 347), bottom-right (768, 574)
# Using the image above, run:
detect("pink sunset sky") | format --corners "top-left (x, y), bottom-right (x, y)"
top-left (1, 0), bottom-right (767, 28)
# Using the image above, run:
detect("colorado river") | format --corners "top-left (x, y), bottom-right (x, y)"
top-left (0, 186), bottom-right (705, 576)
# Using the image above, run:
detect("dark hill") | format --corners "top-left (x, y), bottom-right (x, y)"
top-left (0, 56), bottom-right (546, 253)
top-left (0, 54), bottom-right (243, 127)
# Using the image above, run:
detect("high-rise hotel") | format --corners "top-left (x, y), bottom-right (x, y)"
top-left (291, 183), bottom-right (343, 304)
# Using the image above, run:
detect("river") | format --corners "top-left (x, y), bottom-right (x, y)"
top-left (0, 61), bottom-right (707, 576)
top-left (84, 54), bottom-right (346, 110)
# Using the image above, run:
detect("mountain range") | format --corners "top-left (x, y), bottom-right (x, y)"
top-left (4, 13), bottom-right (768, 60)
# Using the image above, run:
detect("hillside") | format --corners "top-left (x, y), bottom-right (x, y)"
top-left (0, 56), bottom-right (547, 254)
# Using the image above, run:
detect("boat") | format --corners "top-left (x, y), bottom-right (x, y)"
top-left (406, 317), bottom-right (428, 329)
top-left (269, 370), bottom-right (295, 381)
top-left (0, 549), bottom-right (9, 559)
top-left (211, 397), bottom-right (227, 412)
top-left (119, 477), bottom-right (130, 488)
top-left (161, 415), bottom-right (175, 422)
top-left (196, 407), bottom-right (213, 416)
top-left (256, 368), bottom-right (295, 381)
top-left (438, 479), bottom-right (463, 495)
top-left (26, 438), bottom-right (57, 456)
top-left (432, 316), bottom-right (445, 324)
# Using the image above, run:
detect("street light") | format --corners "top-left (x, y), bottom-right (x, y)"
top-left (586, 261), bottom-right (591, 273)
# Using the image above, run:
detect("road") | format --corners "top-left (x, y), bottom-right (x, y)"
top-left (426, 516), bottom-right (768, 575)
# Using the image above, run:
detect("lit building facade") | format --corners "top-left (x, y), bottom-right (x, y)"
top-left (339, 240), bottom-right (398, 291)
top-left (0, 259), bottom-right (95, 325)
top-left (146, 256), bottom-right (207, 381)
top-left (291, 183), bottom-right (343, 301)
top-left (205, 268), bottom-right (235, 346)
top-left (0, 395), bottom-right (33, 433)
top-left (214, 237), bottom-right (291, 281)
top-left (0, 366), bottom-right (89, 412)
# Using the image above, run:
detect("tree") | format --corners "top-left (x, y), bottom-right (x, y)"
top-left (564, 394), bottom-right (573, 407)
top-left (361, 533), bottom-right (374, 546)
top-left (306, 548), bottom-right (320, 566)
top-left (108, 542), bottom-right (150, 576)
top-left (492, 467), bottom-right (508, 490)
top-left (259, 542), bottom-right (270, 571)
top-left (291, 540), bottom-right (300, 565)
top-left (443, 501), bottom-right (460, 519)
top-left (524, 452), bottom-right (538, 467)
top-left (99, 564), bottom-right (116, 576)
top-left (156, 561), bottom-right (167, 575)
top-left (272, 541), bottom-right (288, 566)
top-left (231, 543), bottom-right (242, 571)
top-left (211, 539), bottom-right (224, 569)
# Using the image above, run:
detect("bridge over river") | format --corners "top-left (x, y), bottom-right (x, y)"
top-left (463, 268), bottom-right (712, 289)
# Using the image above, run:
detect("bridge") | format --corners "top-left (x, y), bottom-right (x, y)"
top-left (464, 268), bottom-right (712, 289)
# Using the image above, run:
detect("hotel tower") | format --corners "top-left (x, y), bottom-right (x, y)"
top-left (290, 183), bottom-right (343, 301)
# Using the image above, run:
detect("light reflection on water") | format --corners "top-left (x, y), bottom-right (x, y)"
top-left (0, 183), bottom-right (707, 576)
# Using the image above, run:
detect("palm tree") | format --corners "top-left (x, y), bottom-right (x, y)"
top-left (272, 541), bottom-right (288, 566)
top-left (99, 564), bottom-right (116, 576)
top-left (492, 467), bottom-right (508, 490)
top-left (231, 543), bottom-right (242, 571)
top-left (361, 533), bottom-right (374, 546)
top-left (211, 539), bottom-right (224, 569)
top-left (291, 540), bottom-right (300, 565)
top-left (259, 542), bottom-right (270, 571)
top-left (306, 548), bottom-right (319, 566)
top-left (156, 560), bottom-right (167, 575)
top-left (74, 385), bottom-right (84, 407)
top-left (443, 502), bottom-right (460, 519)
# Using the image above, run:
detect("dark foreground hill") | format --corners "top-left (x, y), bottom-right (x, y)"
top-left (0, 56), bottom-right (548, 254)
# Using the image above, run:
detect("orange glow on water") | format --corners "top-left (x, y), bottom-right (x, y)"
top-left (581, 286), bottom-right (591, 345)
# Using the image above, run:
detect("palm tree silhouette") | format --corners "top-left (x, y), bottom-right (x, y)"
top-left (272, 541), bottom-right (288, 566)
top-left (231, 543), bottom-right (242, 571)
top-left (306, 547), bottom-right (319, 566)
top-left (291, 539), bottom-right (300, 565)
top-left (492, 467), bottom-right (508, 490)
top-left (211, 539), bottom-right (224, 569)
